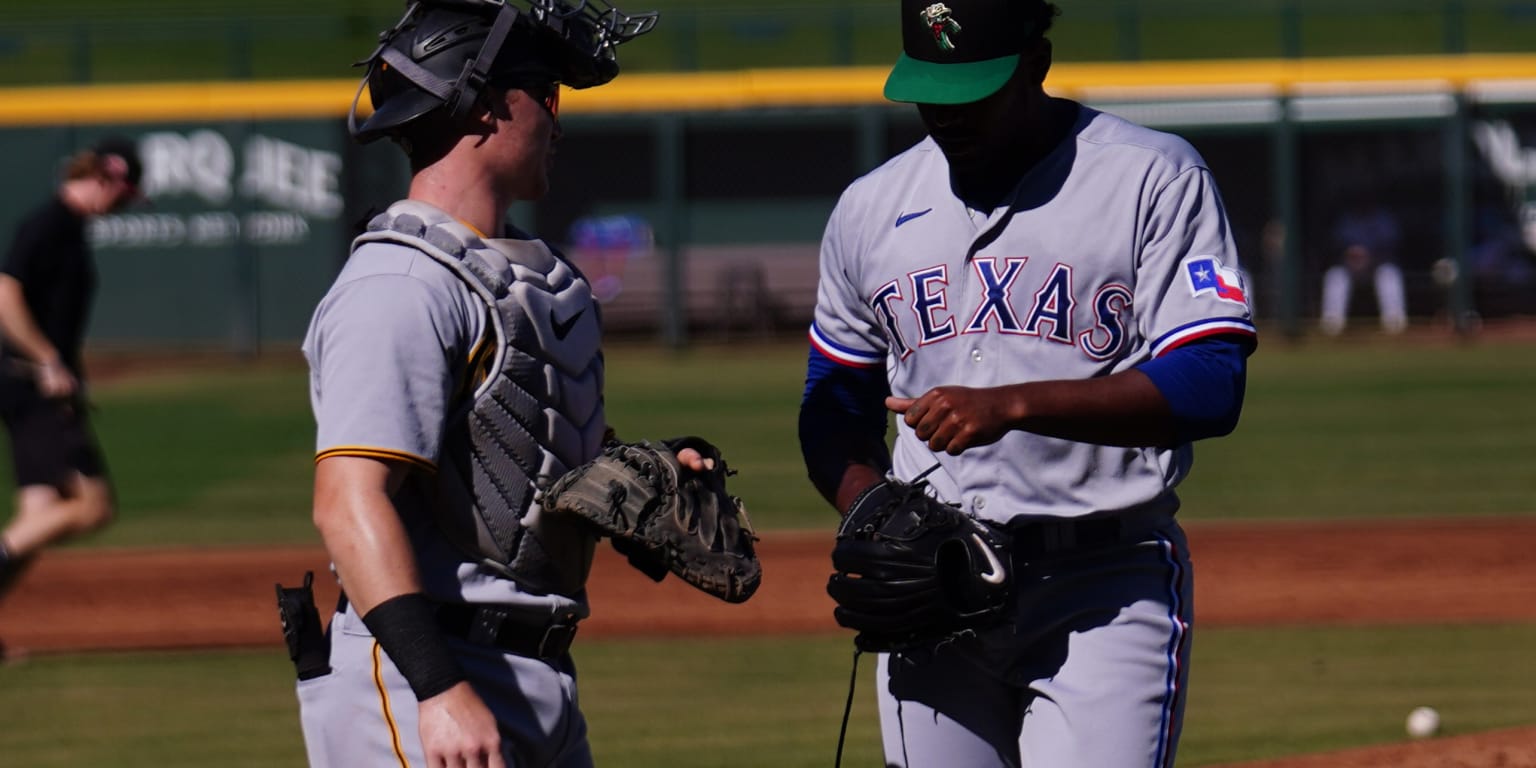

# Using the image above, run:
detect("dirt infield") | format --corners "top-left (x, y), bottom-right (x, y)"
top-left (1221, 724), bottom-right (1536, 768)
top-left (2, 517), bottom-right (1535, 766)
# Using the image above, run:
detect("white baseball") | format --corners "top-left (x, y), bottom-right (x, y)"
top-left (1406, 706), bottom-right (1440, 738)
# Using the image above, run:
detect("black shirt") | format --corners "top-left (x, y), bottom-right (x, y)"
top-left (1, 196), bottom-right (96, 378)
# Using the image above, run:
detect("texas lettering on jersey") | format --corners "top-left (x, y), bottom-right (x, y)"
top-left (811, 109), bottom-right (1257, 381)
top-left (867, 255), bottom-right (1137, 362)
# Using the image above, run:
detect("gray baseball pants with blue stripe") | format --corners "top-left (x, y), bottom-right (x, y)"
top-left (875, 513), bottom-right (1193, 768)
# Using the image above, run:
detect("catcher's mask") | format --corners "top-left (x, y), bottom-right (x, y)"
top-left (349, 0), bottom-right (659, 143)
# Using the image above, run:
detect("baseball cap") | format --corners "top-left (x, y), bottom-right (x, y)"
top-left (884, 0), bottom-right (1044, 105)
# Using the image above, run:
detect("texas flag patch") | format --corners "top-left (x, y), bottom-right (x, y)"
top-left (1184, 256), bottom-right (1248, 305)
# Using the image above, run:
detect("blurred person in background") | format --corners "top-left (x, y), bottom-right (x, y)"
top-left (0, 138), bottom-right (141, 635)
top-left (1468, 201), bottom-right (1536, 315)
top-left (1320, 193), bottom-right (1409, 335)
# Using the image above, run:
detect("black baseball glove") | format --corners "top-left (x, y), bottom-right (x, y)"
top-left (826, 478), bottom-right (1013, 653)
top-left (540, 436), bottom-right (761, 603)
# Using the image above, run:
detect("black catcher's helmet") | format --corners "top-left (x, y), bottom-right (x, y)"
top-left (349, 0), bottom-right (658, 143)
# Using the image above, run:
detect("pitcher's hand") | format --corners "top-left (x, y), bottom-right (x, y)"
top-left (887, 386), bottom-right (1015, 455)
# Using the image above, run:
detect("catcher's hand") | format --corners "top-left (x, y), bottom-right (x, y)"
top-left (826, 478), bottom-right (1012, 653)
top-left (540, 436), bottom-right (761, 603)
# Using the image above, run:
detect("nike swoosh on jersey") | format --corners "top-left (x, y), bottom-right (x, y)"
top-left (551, 307), bottom-right (586, 340)
top-left (894, 208), bottom-right (934, 228)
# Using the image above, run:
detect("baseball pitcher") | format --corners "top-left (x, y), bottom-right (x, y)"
top-left (801, 1), bottom-right (1258, 766)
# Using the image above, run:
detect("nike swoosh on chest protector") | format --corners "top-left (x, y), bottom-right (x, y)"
top-left (551, 307), bottom-right (586, 340)
top-left (895, 208), bottom-right (934, 228)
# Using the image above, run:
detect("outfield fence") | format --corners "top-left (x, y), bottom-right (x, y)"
top-left (1, 58), bottom-right (1535, 352)
top-left (6, 0), bottom-right (1536, 86)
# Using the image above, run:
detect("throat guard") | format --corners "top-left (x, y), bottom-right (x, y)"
top-left (355, 200), bottom-right (606, 595)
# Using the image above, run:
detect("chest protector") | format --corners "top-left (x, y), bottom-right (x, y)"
top-left (354, 201), bottom-right (606, 597)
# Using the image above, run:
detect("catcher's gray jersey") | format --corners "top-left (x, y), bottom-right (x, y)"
top-left (810, 106), bottom-right (1257, 523)
top-left (302, 203), bottom-right (600, 611)
top-left (299, 202), bottom-right (603, 768)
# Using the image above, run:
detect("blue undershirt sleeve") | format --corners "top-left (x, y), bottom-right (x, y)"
top-left (798, 346), bottom-right (891, 491)
top-left (1135, 336), bottom-right (1252, 443)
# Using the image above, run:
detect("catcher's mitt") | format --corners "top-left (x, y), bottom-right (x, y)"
top-left (540, 436), bottom-right (760, 603)
top-left (826, 478), bottom-right (1013, 653)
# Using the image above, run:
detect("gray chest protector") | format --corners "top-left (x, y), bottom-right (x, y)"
top-left (355, 201), bottom-right (606, 597)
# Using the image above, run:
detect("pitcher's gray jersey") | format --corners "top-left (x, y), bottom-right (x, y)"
top-left (810, 106), bottom-right (1256, 522)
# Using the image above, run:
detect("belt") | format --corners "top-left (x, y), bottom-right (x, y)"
top-left (435, 603), bottom-right (581, 660)
top-left (1007, 516), bottom-right (1122, 558)
top-left (338, 593), bottom-right (580, 660)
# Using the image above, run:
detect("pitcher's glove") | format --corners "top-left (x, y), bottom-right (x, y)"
top-left (541, 436), bottom-right (761, 603)
top-left (826, 478), bottom-right (1013, 653)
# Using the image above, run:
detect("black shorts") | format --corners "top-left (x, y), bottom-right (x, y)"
top-left (0, 377), bottom-right (107, 490)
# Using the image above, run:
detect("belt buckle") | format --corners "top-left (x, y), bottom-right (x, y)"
top-left (538, 615), bottom-right (579, 658)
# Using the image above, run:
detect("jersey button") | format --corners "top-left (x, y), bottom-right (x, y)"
top-left (970, 349), bottom-right (983, 362)
top-left (974, 496), bottom-right (986, 509)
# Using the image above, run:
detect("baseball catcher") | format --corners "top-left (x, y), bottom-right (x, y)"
top-left (540, 436), bottom-right (761, 603)
top-left (826, 475), bottom-right (1013, 652)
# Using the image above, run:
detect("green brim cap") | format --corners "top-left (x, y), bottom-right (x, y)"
top-left (884, 51), bottom-right (1021, 104)
top-left (886, 0), bottom-right (1041, 104)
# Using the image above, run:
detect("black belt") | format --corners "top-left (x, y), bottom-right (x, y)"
top-left (1007, 516), bottom-right (1122, 558)
top-left (435, 603), bottom-right (580, 660)
top-left (338, 593), bottom-right (580, 660)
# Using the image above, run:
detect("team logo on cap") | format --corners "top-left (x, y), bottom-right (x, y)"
top-left (920, 3), bottom-right (962, 51)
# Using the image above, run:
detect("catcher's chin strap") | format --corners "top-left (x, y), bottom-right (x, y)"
top-left (834, 647), bottom-right (863, 768)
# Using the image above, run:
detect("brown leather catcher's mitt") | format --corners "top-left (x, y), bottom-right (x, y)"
top-left (540, 436), bottom-right (761, 603)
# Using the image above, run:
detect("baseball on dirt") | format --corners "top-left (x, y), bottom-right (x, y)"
top-left (1406, 706), bottom-right (1441, 738)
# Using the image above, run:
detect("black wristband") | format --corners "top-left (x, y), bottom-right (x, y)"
top-left (361, 593), bottom-right (466, 701)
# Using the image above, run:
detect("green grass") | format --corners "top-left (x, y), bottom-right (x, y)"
top-left (83, 366), bottom-right (319, 546)
top-left (0, 649), bottom-right (307, 767)
top-left (1184, 623), bottom-right (1536, 764)
top-left (1, 623), bottom-right (1533, 766)
top-left (580, 635), bottom-right (884, 768)
top-left (2, 335), bottom-right (1534, 549)
top-left (599, 342), bottom-right (834, 532)
top-left (0, 364), bottom-right (322, 548)
top-left (1181, 337), bottom-right (1536, 521)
